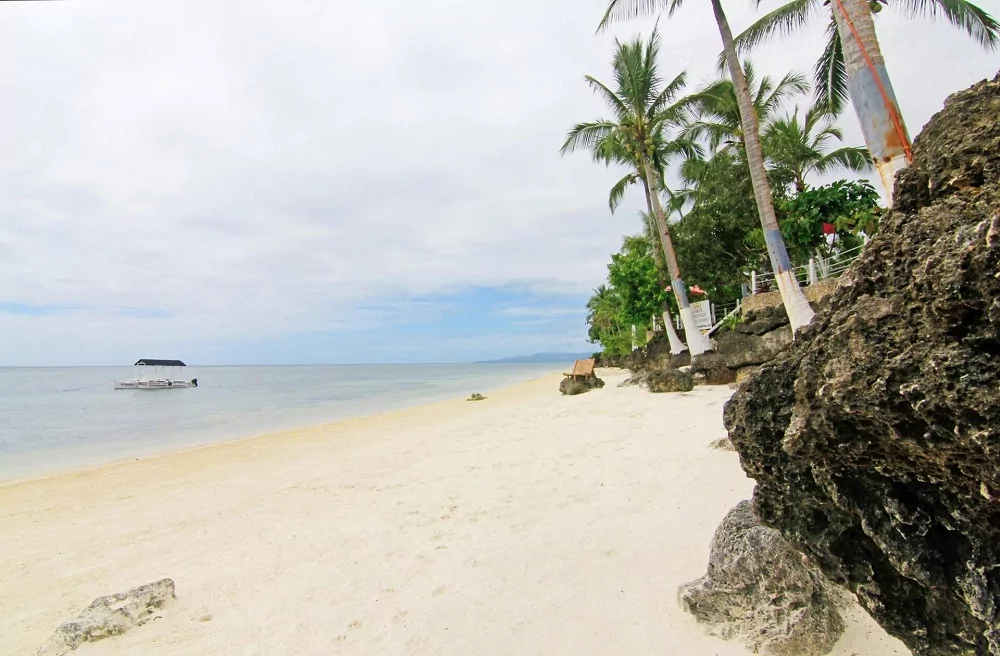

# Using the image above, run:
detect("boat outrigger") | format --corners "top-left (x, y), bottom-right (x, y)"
top-left (114, 359), bottom-right (198, 390)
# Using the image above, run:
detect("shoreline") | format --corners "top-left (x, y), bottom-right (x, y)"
top-left (0, 367), bottom-right (564, 488)
top-left (2, 369), bottom-right (906, 655)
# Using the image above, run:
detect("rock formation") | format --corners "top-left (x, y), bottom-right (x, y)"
top-left (725, 73), bottom-right (1000, 655)
top-left (38, 578), bottom-right (176, 656)
top-left (559, 375), bottom-right (605, 395)
top-left (679, 501), bottom-right (845, 655)
top-left (646, 368), bottom-right (694, 393)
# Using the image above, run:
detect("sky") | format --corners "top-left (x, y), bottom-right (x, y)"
top-left (1, 0), bottom-right (997, 365)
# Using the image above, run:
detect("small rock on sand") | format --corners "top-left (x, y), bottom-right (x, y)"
top-left (37, 578), bottom-right (176, 656)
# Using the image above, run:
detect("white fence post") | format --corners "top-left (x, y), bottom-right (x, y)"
top-left (808, 258), bottom-right (818, 285)
top-left (750, 270), bottom-right (757, 294)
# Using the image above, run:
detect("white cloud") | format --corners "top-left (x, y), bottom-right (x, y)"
top-left (1, 0), bottom-right (996, 364)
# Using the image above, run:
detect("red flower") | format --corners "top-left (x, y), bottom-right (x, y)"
top-left (690, 285), bottom-right (706, 295)
top-left (822, 222), bottom-right (836, 235)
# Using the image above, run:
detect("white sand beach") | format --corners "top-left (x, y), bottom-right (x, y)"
top-left (0, 370), bottom-right (908, 655)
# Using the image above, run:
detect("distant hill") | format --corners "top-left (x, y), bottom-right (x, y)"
top-left (476, 352), bottom-right (593, 364)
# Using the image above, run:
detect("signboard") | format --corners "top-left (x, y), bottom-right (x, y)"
top-left (690, 300), bottom-right (714, 331)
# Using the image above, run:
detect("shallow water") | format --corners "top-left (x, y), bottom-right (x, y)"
top-left (0, 363), bottom-right (558, 481)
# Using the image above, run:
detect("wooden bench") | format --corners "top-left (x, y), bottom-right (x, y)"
top-left (563, 358), bottom-right (596, 380)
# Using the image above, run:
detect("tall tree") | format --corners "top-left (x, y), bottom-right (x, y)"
top-left (685, 61), bottom-right (809, 153)
top-left (561, 28), bottom-right (714, 353)
top-left (599, 0), bottom-right (816, 332)
top-left (734, 0), bottom-right (998, 198)
top-left (598, 124), bottom-right (695, 353)
top-left (763, 102), bottom-right (872, 191)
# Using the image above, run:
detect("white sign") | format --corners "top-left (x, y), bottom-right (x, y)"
top-left (690, 300), bottom-right (714, 331)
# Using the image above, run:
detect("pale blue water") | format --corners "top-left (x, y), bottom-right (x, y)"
top-left (0, 364), bottom-right (559, 482)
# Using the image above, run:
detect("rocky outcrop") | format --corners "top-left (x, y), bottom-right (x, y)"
top-left (646, 368), bottom-right (694, 393)
top-left (690, 351), bottom-right (737, 385)
top-left (559, 376), bottom-right (605, 396)
top-left (679, 501), bottom-right (844, 655)
top-left (38, 579), bottom-right (176, 656)
top-left (724, 73), bottom-right (1000, 655)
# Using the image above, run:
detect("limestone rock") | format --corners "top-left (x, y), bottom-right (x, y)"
top-left (618, 371), bottom-right (648, 387)
top-left (679, 501), bottom-right (844, 655)
top-left (716, 326), bottom-right (793, 369)
top-left (724, 72), bottom-right (1000, 655)
top-left (646, 368), bottom-right (694, 393)
top-left (559, 376), bottom-right (604, 396)
top-left (690, 351), bottom-right (736, 385)
top-left (38, 578), bottom-right (176, 656)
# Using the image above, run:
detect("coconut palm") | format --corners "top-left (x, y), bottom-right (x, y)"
top-left (736, 0), bottom-right (999, 113)
top-left (685, 61), bottom-right (809, 154)
top-left (763, 103), bottom-right (873, 191)
top-left (561, 28), bottom-right (714, 353)
top-left (599, 0), bottom-right (816, 333)
top-left (596, 128), bottom-right (697, 353)
top-left (586, 284), bottom-right (624, 335)
top-left (735, 0), bottom-right (998, 198)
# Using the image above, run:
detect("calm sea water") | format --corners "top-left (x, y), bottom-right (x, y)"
top-left (0, 364), bottom-right (559, 482)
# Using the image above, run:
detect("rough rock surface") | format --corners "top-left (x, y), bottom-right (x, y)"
top-left (716, 324), bottom-right (793, 369)
top-left (559, 376), bottom-right (605, 396)
top-left (724, 73), bottom-right (1000, 655)
top-left (646, 368), bottom-right (694, 393)
top-left (690, 351), bottom-right (737, 385)
top-left (679, 501), bottom-right (844, 655)
top-left (38, 578), bottom-right (176, 656)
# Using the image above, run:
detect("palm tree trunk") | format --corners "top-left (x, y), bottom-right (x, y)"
top-left (832, 0), bottom-right (911, 201)
top-left (640, 155), bottom-right (713, 355)
top-left (640, 174), bottom-right (688, 355)
top-left (710, 0), bottom-right (815, 333)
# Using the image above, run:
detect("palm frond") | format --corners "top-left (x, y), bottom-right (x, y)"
top-left (597, 0), bottom-right (684, 32)
top-left (893, 0), bottom-right (999, 48)
top-left (561, 121), bottom-right (618, 155)
top-left (813, 146), bottom-right (873, 174)
top-left (736, 0), bottom-right (821, 50)
top-left (813, 17), bottom-right (848, 114)
top-left (609, 172), bottom-right (639, 213)
top-left (584, 75), bottom-right (631, 120)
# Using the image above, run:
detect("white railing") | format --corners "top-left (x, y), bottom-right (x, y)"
top-left (750, 245), bottom-right (864, 295)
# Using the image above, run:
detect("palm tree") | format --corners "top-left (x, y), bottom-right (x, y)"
top-left (562, 28), bottom-right (714, 353)
top-left (599, 0), bottom-right (816, 333)
top-left (763, 103), bottom-right (873, 191)
top-left (685, 61), bottom-right (809, 154)
top-left (734, 0), bottom-right (999, 198)
top-left (586, 284), bottom-right (624, 335)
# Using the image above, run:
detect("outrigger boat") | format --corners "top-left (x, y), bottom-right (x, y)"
top-left (114, 359), bottom-right (198, 390)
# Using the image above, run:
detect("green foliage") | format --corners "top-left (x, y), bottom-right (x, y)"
top-left (607, 235), bottom-right (666, 326)
top-left (777, 179), bottom-right (881, 264)
top-left (721, 312), bottom-right (742, 332)
top-left (672, 149), bottom-right (788, 303)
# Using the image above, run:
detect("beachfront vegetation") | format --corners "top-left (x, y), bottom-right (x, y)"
top-left (573, 0), bottom-right (996, 356)
top-left (575, 0), bottom-right (997, 355)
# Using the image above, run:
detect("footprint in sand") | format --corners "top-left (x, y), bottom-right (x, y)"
top-left (432, 585), bottom-right (450, 596)
top-left (348, 620), bottom-right (363, 630)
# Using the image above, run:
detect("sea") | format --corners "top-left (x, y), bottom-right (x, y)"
top-left (0, 363), bottom-right (559, 482)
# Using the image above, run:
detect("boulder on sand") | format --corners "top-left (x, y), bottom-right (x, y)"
top-left (724, 72), bottom-right (1000, 655)
top-left (679, 501), bottom-right (844, 655)
top-left (559, 376), bottom-right (605, 396)
top-left (38, 578), bottom-right (176, 656)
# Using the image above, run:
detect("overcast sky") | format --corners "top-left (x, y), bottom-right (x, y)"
top-left (1, 0), bottom-right (997, 365)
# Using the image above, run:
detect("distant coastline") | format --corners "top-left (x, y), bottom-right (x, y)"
top-left (475, 352), bottom-right (593, 364)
